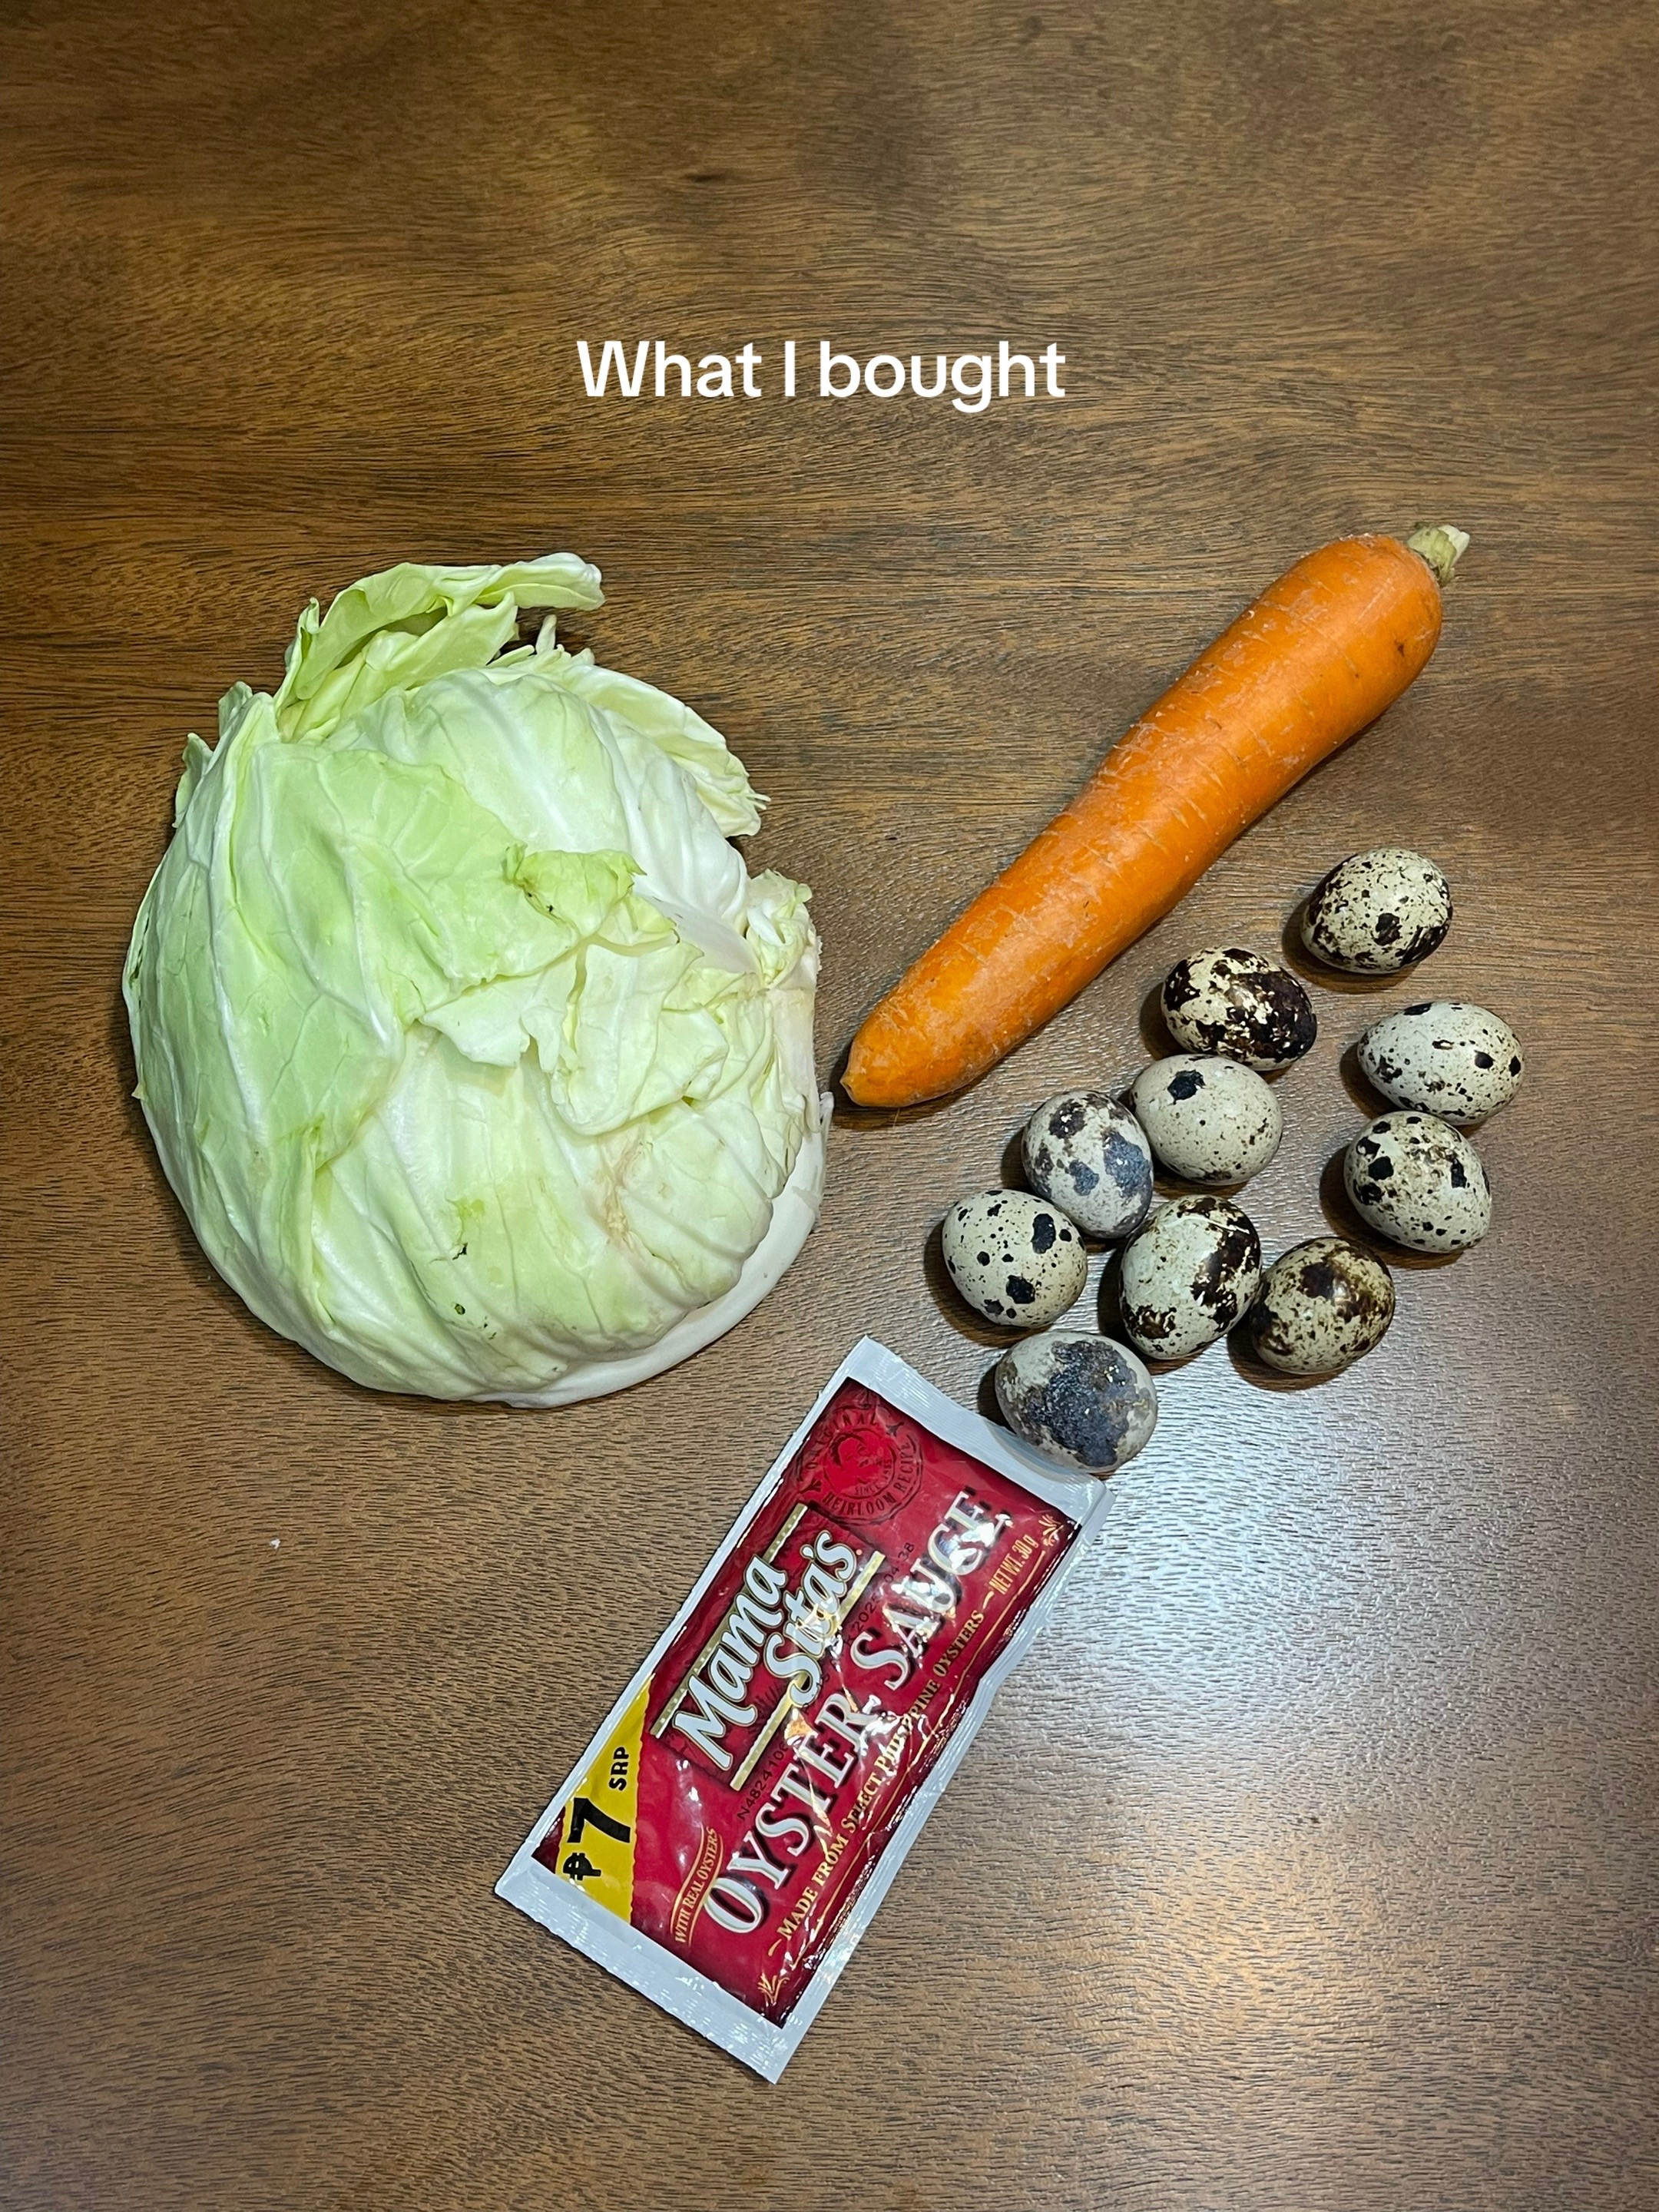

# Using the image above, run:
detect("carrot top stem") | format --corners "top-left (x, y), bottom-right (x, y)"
top-left (1406, 524), bottom-right (1471, 587)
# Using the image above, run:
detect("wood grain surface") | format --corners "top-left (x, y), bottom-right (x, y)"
top-left (3, 2), bottom-right (1656, 2207)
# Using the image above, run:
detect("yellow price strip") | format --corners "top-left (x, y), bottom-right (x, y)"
top-left (551, 1675), bottom-right (649, 1921)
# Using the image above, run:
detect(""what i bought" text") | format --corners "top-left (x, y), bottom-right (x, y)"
top-left (575, 339), bottom-right (1068, 415)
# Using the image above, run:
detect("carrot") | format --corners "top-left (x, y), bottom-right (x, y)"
top-left (843, 525), bottom-right (1469, 1109)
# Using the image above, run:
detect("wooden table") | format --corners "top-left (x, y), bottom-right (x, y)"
top-left (5, 2), bottom-right (1655, 2205)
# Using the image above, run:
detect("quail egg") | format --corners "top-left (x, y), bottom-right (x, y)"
top-left (1160, 946), bottom-right (1317, 1072)
top-left (1022, 1089), bottom-right (1154, 1240)
top-left (1358, 1002), bottom-right (1524, 1125)
top-left (1250, 1237), bottom-right (1396, 1376)
top-left (1118, 1197), bottom-right (1263, 1361)
top-left (1343, 1111), bottom-right (1492, 1253)
top-left (942, 1190), bottom-right (1088, 1327)
top-left (995, 1329), bottom-right (1159, 1476)
top-left (1128, 1055), bottom-right (1283, 1186)
top-left (1300, 847), bottom-right (1452, 974)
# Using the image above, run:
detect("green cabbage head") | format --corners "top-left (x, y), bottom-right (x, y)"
top-left (124, 554), bottom-right (823, 1402)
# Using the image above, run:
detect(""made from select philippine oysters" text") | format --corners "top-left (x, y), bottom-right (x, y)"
top-left (577, 340), bottom-right (1068, 414)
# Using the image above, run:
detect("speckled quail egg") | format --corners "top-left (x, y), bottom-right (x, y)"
top-left (1358, 1002), bottom-right (1524, 1125)
top-left (942, 1190), bottom-right (1088, 1327)
top-left (1128, 1056), bottom-right (1283, 1186)
top-left (1118, 1197), bottom-right (1263, 1361)
top-left (1160, 947), bottom-right (1317, 1072)
top-left (1300, 847), bottom-right (1452, 974)
top-left (1343, 1111), bottom-right (1492, 1253)
top-left (995, 1329), bottom-right (1159, 1476)
top-left (1022, 1090), bottom-right (1154, 1240)
top-left (1249, 1237), bottom-right (1396, 1376)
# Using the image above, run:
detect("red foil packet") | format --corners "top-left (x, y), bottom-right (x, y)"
top-left (497, 1339), bottom-right (1114, 2078)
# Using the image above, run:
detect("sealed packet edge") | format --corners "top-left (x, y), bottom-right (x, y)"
top-left (495, 1336), bottom-right (1116, 2081)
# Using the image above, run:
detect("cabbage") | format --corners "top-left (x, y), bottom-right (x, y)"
top-left (124, 554), bottom-right (823, 1403)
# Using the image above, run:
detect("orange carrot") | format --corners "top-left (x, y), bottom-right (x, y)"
top-left (844, 525), bottom-right (1469, 1109)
